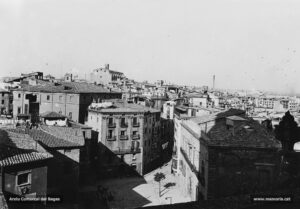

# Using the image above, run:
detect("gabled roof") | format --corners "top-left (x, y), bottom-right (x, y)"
top-left (28, 125), bottom-right (84, 148)
top-left (0, 129), bottom-right (52, 167)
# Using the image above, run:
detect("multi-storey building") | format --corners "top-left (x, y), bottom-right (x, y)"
top-left (86, 101), bottom-right (161, 175)
top-left (186, 93), bottom-right (209, 108)
top-left (0, 88), bottom-right (12, 115)
top-left (90, 64), bottom-right (124, 86)
top-left (12, 82), bottom-right (122, 123)
top-left (161, 101), bottom-right (176, 120)
top-left (255, 96), bottom-right (275, 109)
top-left (177, 109), bottom-right (281, 201)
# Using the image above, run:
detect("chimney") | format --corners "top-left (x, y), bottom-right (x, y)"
top-left (105, 64), bottom-right (109, 70)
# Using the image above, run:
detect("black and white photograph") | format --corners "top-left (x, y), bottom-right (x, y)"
top-left (1, 0), bottom-right (300, 208)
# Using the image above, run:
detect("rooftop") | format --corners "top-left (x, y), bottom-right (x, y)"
top-left (0, 128), bottom-right (52, 167)
top-left (40, 111), bottom-right (67, 118)
top-left (206, 117), bottom-right (281, 149)
top-left (89, 101), bottom-right (160, 114)
top-left (15, 81), bottom-right (120, 94)
top-left (190, 109), bottom-right (245, 124)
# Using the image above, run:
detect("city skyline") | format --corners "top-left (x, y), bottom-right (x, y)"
top-left (1, 0), bottom-right (300, 94)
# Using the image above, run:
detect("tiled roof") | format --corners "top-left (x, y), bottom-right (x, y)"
top-left (29, 127), bottom-right (84, 148)
top-left (0, 129), bottom-right (52, 167)
top-left (40, 111), bottom-right (67, 118)
top-left (205, 117), bottom-right (281, 149)
top-left (40, 125), bottom-right (85, 146)
top-left (15, 82), bottom-right (120, 94)
top-left (0, 146), bottom-right (51, 167)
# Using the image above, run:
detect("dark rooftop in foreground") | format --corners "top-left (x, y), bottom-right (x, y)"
top-left (0, 129), bottom-right (52, 167)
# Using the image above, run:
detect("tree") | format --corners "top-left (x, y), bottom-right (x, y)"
top-left (275, 111), bottom-right (299, 177)
top-left (275, 111), bottom-right (299, 152)
top-left (154, 172), bottom-right (166, 197)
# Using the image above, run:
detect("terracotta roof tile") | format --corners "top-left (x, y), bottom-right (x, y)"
top-left (0, 129), bottom-right (52, 167)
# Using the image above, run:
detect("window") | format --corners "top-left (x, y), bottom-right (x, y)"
top-left (121, 131), bottom-right (125, 136)
top-left (121, 117), bottom-right (125, 124)
top-left (1, 100), bottom-right (4, 104)
top-left (133, 131), bottom-right (137, 136)
top-left (47, 95), bottom-right (50, 100)
top-left (70, 96), bottom-right (73, 102)
top-left (17, 172), bottom-right (31, 186)
top-left (133, 117), bottom-right (137, 124)
top-left (1, 93), bottom-right (4, 97)
top-left (108, 117), bottom-right (113, 124)
top-left (18, 107), bottom-right (21, 114)
top-left (108, 130), bottom-right (113, 138)
top-left (97, 117), bottom-right (99, 122)
top-left (18, 94), bottom-right (21, 98)
top-left (24, 104), bottom-right (28, 114)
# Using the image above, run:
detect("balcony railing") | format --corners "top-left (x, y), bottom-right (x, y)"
top-left (108, 122), bottom-right (116, 128)
top-left (131, 134), bottom-right (140, 140)
top-left (120, 123), bottom-right (128, 128)
top-left (112, 148), bottom-right (141, 155)
top-left (106, 136), bottom-right (116, 141)
top-left (119, 135), bottom-right (128, 140)
top-left (132, 122), bottom-right (140, 127)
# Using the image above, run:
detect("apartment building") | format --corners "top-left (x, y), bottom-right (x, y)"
top-left (86, 101), bottom-right (161, 175)
top-left (177, 109), bottom-right (281, 201)
top-left (12, 82), bottom-right (122, 123)
top-left (0, 88), bottom-right (12, 115)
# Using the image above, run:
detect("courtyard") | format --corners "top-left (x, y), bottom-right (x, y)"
top-left (79, 160), bottom-right (191, 209)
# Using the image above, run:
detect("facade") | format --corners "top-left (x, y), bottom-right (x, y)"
top-left (28, 125), bottom-right (84, 201)
top-left (12, 82), bottom-right (122, 123)
top-left (186, 94), bottom-right (209, 108)
top-left (177, 109), bottom-right (282, 201)
top-left (0, 88), bottom-right (12, 115)
top-left (0, 128), bottom-right (52, 200)
top-left (85, 101), bottom-right (161, 175)
top-left (161, 101), bottom-right (176, 120)
top-left (90, 64), bottom-right (124, 86)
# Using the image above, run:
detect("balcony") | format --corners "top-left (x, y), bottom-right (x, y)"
top-left (119, 135), bottom-right (128, 140)
top-left (132, 122), bottom-right (140, 127)
top-left (131, 134), bottom-right (140, 140)
top-left (106, 136), bottom-right (116, 141)
top-left (120, 123), bottom-right (128, 128)
top-left (108, 122), bottom-right (116, 128)
top-left (112, 148), bottom-right (141, 155)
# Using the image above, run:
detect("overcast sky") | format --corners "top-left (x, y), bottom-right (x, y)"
top-left (1, 0), bottom-right (300, 93)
